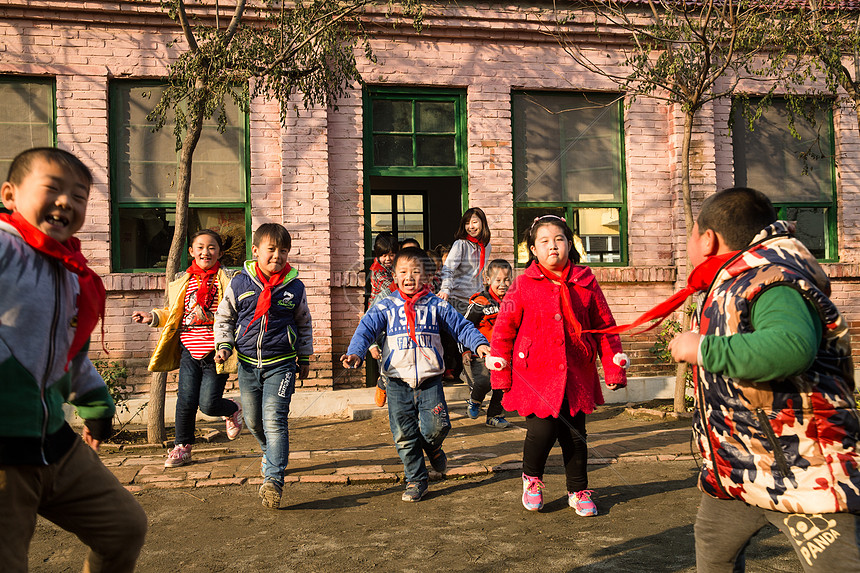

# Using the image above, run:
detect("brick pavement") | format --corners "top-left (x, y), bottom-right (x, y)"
top-left (100, 402), bottom-right (695, 493)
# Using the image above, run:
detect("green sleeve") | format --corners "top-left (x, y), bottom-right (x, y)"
top-left (700, 285), bottom-right (822, 382)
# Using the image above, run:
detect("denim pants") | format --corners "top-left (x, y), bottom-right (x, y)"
top-left (237, 360), bottom-right (296, 487)
top-left (175, 346), bottom-right (237, 446)
top-left (387, 376), bottom-right (451, 484)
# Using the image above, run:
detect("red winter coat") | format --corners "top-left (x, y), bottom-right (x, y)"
top-left (490, 263), bottom-right (627, 418)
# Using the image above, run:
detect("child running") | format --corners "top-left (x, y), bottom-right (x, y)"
top-left (341, 247), bottom-right (491, 502)
top-left (462, 258), bottom-right (513, 428)
top-left (214, 223), bottom-right (313, 509)
top-left (132, 229), bottom-right (243, 468)
top-left (0, 147), bottom-right (147, 571)
top-left (439, 207), bottom-right (492, 314)
top-left (490, 215), bottom-right (627, 515)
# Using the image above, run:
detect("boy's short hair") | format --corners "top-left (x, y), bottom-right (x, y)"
top-left (253, 223), bottom-right (291, 251)
top-left (399, 237), bottom-right (421, 249)
top-left (698, 187), bottom-right (777, 250)
top-left (393, 246), bottom-right (428, 273)
top-left (373, 231), bottom-right (398, 258)
top-left (6, 147), bottom-right (93, 189)
top-left (485, 259), bottom-right (512, 279)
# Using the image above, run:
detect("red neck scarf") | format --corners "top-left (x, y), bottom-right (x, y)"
top-left (0, 212), bottom-right (106, 368)
top-left (187, 260), bottom-right (220, 310)
top-left (397, 286), bottom-right (431, 344)
top-left (244, 262), bottom-right (292, 334)
top-left (584, 251), bottom-right (741, 335)
top-left (536, 261), bottom-right (582, 337)
top-left (465, 235), bottom-right (487, 275)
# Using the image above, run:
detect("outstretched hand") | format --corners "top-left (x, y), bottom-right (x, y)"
top-left (131, 311), bottom-right (152, 324)
top-left (475, 345), bottom-right (490, 358)
top-left (341, 354), bottom-right (362, 369)
top-left (668, 332), bottom-right (702, 364)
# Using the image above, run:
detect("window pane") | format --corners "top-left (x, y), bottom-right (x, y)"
top-left (370, 213), bottom-right (393, 231)
top-left (117, 207), bottom-right (175, 270)
top-left (575, 208), bottom-right (622, 264)
top-left (370, 194), bottom-right (391, 213)
top-left (784, 207), bottom-right (828, 259)
top-left (515, 206), bottom-right (565, 265)
top-left (189, 208), bottom-right (246, 267)
top-left (416, 101), bottom-right (454, 133)
top-left (373, 100), bottom-right (412, 132)
top-left (374, 135), bottom-right (412, 166)
top-left (0, 79), bottom-right (54, 179)
top-left (397, 213), bottom-right (424, 233)
top-left (416, 135), bottom-right (455, 166)
top-left (734, 100), bottom-right (833, 203)
top-left (397, 194), bottom-right (423, 213)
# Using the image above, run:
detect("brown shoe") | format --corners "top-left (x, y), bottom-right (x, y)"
top-left (375, 386), bottom-right (387, 408)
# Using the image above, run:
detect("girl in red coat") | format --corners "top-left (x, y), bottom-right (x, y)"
top-left (489, 215), bottom-right (628, 515)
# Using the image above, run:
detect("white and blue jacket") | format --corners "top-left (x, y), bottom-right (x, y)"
top-left (347, 291), bottom-right (488, 388)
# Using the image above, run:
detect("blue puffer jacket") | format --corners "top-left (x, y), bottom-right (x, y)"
top-left (214, 261), bottom-right (313, 368)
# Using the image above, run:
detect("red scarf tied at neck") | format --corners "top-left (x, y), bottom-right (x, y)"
top-left (465, 235), bottom-right (487, 275)
top-left (535, 261), bottom-right (582, 337)
top-left (187, 260), bottom-right (220, 309)
top-left (583, 251), bottom-right (741, 336)
top-left (0, 211), bottom-right (106, 369)
top-left (244, 262), bottom-right (292, 335)
top-left (397, 285), bottom-right (431, 344)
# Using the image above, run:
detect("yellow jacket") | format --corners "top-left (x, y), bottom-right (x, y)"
top-left (147, 268), bottom-right (237, 374)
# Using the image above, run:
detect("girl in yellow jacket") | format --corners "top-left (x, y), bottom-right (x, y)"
top-left (132, 229), bottom-right (241, 467)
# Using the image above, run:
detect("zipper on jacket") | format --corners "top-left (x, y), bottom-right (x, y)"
top-left (257, 314), bottom-right (266, 369)
top-left (755, 408), bottom-right (793, 479)
top-left (696, 376), bottom-right (732, 498)
top-left (40, 261), bottom-right (62, 465)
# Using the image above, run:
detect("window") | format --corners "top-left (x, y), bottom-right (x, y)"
top-left (369, 193), bottom-right (427, 250)
top-left (110, 82), bottom-right (249, 271)
top-left (512, 91), bottom-right (626, 265)
top-left (0, 77), bottom-right (55, 182)
top-left (733, 98), bottom-right (836, 260)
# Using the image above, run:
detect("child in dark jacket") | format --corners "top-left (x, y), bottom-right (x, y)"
top-left (341, 247), bottom-right (490, 502)
top-left (668, 187), bottom-right (860, 572)
top-left (215, 223), bottom-right (313, 510)
top-left (462, 259), bottom-right (513, 428)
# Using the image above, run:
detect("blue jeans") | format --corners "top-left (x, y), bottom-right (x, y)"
top-left (237, 360), bottom-right (296, 487)
top-left (175, 346), bottom-right (237, 446)
top-left (387, 376), bottom-right (451, 483)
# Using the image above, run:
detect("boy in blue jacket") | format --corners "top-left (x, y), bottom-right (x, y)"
top-left (341, 247), bottom-right (490, 502)
top-left (215, 223), bottom-right (313, 510)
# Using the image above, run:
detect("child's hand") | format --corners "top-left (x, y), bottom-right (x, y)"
top-left (82, 426), bottom-right (101, 453)
top-left (462, 350), bottom-right (472, 364)
top-left (131, 311), bottom-right (152, 324)
top-left (298, 364), bottom-right (310, 379)
top-left (475, 345), bottom-right (491, 358)
top-left (214, 348), bottom-right (232, 364)
top-left (606, 383), bottom-right (622, 391)
top-left (341, 354), bottom-right (362, 369)
top-left (368, 346), bottom-right (382, 360)
top-left (668, 332), bottom-right (703, 364)
top-left (438, 292), bottom-right (449, 301)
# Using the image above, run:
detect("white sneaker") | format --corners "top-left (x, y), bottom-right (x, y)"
top-left (225, 399), bottom-right (243, 440)
top-left (165, 444), bottom-right (192, 468)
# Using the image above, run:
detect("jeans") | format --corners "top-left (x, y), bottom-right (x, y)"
top-left (695, 493), bottom-right (860, 572)
top-left (237, 360), bottom-right (296, 487)
top-left (387, 376), bottom-right (451, 483)
top-left (522, 401), bottom-right (588, 492)
top-left (461, 358), bottom-right (504, 418)
top-left (175, 346), bottom-right (238, 446)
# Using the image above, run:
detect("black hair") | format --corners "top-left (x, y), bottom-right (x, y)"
top-left (524, 215), bottom-right (580, 265)
top-left (253, 223), bottom-right (291, 251)
top-left (392, 246), bottom-right (429, 274)
top-left (6, 147), bottom-right (93, 189)
top-left (189, 228), bottom-right (223, 251)
top-left (399, 237), bottom-right (421, 249)
top-left (697, 187), bottom-right (777, 250)
top-left (425, 249), bottom-right (441, 275)
top-left (373, 231), bottom-right (398, 258)
top-left (454, 207), bottom-right (491, 245)
top-left (485, 258), bottom-right (513, 279)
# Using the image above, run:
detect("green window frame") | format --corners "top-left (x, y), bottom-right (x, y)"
top-left (733, 97), bottom-right (838, 261)
top-left (109, 81), bottom-right (251, 272)
top-left (362, 86), bottom-right (468, 254)
top-left (0, 76), bottom-right (56, 184)
top-left (512, 91), bottom-right (627, 266)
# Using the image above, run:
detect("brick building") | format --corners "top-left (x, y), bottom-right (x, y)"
top-left (2, 1), bottom-right (859, 402)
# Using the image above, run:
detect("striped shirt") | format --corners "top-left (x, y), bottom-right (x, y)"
top-left (179, 275), bottom-right (220, 359)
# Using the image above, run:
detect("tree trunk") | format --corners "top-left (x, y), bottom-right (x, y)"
top-left (673, 108), bottom-right (696, 414)
top-left (146, 90), bottom-right (207, 444)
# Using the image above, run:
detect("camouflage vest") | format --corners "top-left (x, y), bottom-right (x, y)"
top-left (692, 221), bottom-right (860, 513)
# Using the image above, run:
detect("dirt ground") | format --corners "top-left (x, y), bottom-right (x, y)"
top-left (28, 408), bottom-right (804, 572)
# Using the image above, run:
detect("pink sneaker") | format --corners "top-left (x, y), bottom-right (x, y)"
top-left (165, 444), bottom-right (192, 468)
top-left (225, 399), bottom-right (243, 440)
top-left (569, 489), bottom-right (597, 516)
top-left (522, 473), bottom-right (544, 511)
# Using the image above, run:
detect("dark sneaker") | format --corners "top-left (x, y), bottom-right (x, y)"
top-left (466, 399), bottom-right (480, 419)
top-left (401, 481), bottom-right (428, 502)
top-left (486, 416), bottom-right (511, 428)
top-left (259, 480), bottom-right (282, 509)
top-left (429, 447), bottom-right (447, 474)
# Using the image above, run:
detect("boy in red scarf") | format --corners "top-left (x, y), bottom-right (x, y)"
top-left (214, 223), bottom-right (313, 510)
top-left (0, 148), bottom-right (146, 572)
